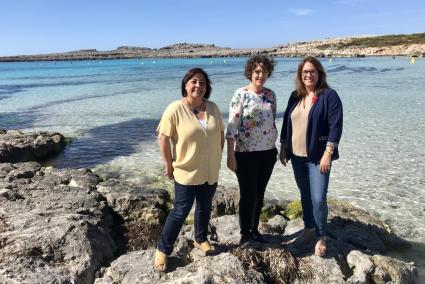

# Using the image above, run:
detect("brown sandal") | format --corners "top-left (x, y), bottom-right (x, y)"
top-left (194, 241), bottom-right (214, 256)
top-left (315, 237), bottom-right (327, 257)
top-left (154, 249), bottom-right (168, 272)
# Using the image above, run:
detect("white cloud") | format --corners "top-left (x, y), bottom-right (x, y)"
top-left (289, 9), bottom-right (313, 16)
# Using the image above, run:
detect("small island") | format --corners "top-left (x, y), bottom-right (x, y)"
top-left (1, 33), bottom-right (424, 62)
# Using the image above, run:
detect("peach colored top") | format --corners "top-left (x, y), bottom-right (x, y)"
top-left (290, 96), bottom-right (312, 157)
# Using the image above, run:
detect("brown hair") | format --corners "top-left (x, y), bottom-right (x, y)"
top-left (181, 68), bottom-right (212, 99)
top-left (295, 56), bottom-right (329, 97)
top-left (244, 55), bottom-right (275, 80)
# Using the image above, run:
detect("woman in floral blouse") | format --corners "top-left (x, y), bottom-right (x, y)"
top-left (226, 55), bottom-right (278, 245)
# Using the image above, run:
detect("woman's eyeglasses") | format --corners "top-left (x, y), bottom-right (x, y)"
top-left (302, 70), bottom-right (317, 76)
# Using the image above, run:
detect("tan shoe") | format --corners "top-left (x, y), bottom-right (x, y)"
top-left (194, 241), bottom-right (214, 256)
top-left (315, 237), bottom-right (326, 257)
top-left (153, 249), bottom-right (168, 272)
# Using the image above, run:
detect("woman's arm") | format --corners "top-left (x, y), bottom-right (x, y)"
top-left (327, 90), bottom-right (343, 146)
top-left (226, 138), bottom-right (237, 172)
top-left (280, 92), bottom-right (296, 165)
top-left (158, 133), bottom-right (174, 179)
top-left (320, 90), bottom-right (343, 173)
top-left (221, 131), bottom-right (225, 151)
top-left (225, 90), bottom-right (243, 172)
top-left (279, 143), bottom-right (287, 166)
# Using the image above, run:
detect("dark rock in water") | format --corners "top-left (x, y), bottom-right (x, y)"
top-left (0, 162), bottom-right (115, 283)
top-left (0, 130), bottom-right (66, 163)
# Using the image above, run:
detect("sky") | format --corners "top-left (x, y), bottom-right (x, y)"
top-left (0, 0), bottom-right (424, 56)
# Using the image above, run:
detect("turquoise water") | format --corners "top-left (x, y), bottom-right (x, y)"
top-left (1, 57), bottom-right (424, 277)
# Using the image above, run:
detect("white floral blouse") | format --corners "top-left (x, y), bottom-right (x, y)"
top-left (226, 87), bottom-right (278, 152)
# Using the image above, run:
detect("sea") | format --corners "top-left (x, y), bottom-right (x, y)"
top-left (1, 57), bottom-right (424, 279)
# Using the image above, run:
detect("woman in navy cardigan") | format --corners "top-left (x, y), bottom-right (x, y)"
top-left (280, 56), bottom-right (343, 256)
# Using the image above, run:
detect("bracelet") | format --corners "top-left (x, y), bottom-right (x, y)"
top-left (325, 148), bottom-right (333, 155)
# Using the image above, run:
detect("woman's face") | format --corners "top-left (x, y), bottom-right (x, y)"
top-left (185, 73), bottom-right (206, 100)
top-left (251, 63), bottom-right (268, 87)
top-left (301, 62), bottom-right (319, 90)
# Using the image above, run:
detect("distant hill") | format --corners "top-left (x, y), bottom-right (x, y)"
top-left (1, 33), bottom-right (424, 62)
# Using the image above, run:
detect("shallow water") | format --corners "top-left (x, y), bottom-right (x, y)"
top-left (1, 57), bottom-right (424, 277)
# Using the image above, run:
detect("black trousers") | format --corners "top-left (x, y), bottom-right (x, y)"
top-left (235, 148), bottom-right (277, 235)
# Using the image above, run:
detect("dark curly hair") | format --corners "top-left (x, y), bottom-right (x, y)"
top-left (244, 55), bottom-right (275, 80)
top-left (181, 68), bottom-right (212, 99)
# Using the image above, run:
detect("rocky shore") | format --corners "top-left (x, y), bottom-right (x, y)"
top-left (0, 131), bottom-right (419, 283)
top-left (1, 33), bottom-right (424, 62)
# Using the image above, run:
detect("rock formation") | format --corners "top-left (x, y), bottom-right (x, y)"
top-left (0, 130), bottom-right (419, 283)
top-left (0, 163), bottom-right (116, 283)
top-left (0, 130), bottom-right (66, 163)
top-left (1, 33), bottom-right (424, 62)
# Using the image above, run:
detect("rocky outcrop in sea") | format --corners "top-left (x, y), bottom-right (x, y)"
top-left (0, 130), bottom-right (419, 283)
top-left (0, 130), bottom-right (66, 163)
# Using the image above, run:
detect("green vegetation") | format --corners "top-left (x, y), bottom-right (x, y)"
top-left (184, 214), bottom-right (195, 225)
top-left (283, 200), bottom-right (303, 220)
top-left (259, 203), bottom-right (287, 222)
top-left (343, 33), bottom-right (425, 48)
top-left (260, 207), bottom-right (278, 222)
top-left (316, 43), bottom-right (334, 50)
top-left (64, 136), bottom-right (73, 145)
top-left (317, 33), bottom-right (425, 50)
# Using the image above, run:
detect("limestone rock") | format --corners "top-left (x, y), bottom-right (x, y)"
top-left (95, 249), bottom-right (264, 284)
top-left (0, 130), bottom-right (66, 163)
top-left (97, 179), bottom-right (169, 219)
top-left (209, 214), bottom-right (241, 245)
top-left (328, 200), bottom-right (411, 253)
top-left (347, 250), bottom-right (374, 283)
top-left (262, 214), bottom-right (287, 234)
top-left (295, 255), bottom-right (346, 284)
top-left (0, 162), bottom-right (115, 283)
top-left (97, 179), bottom-right (169, 251)
top-left (371, 255), bottom-right (417, 284)
top-left (211, 185), bottom-right (239, 217)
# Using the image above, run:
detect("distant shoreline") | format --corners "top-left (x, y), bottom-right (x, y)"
top-left (1, 33), bottom-right (424, 62)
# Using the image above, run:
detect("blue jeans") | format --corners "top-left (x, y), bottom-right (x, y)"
top-left (291, 155), bottom-right (329, 237)
top-left (157, 181), bottom-right (217, 255)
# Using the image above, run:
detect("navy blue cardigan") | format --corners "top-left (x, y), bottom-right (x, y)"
top-left (280, 88), bottom-right (343, 163)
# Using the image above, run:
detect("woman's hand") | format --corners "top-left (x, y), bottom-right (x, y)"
top-left (279, 144), bottom-right (287, 166)
top-left (319, 151), bottom-right (332, 174)
top-left (158, 133), bottom-right (174, 179)
top-left (226, 138), bottom-right (237, 173)
top-left (164, 162), bottom-right (174, 179)
top-left (227, 152), bottom-right (237, 173)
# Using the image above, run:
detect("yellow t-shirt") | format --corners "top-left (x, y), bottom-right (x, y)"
top-left (157, 100), bottom-right (224, 185)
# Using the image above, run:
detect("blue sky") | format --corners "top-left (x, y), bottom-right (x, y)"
top-left (1, 0), bottom-right (424, 56)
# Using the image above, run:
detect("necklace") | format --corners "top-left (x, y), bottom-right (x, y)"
top-left (185, 99), bottom-right (204, 115)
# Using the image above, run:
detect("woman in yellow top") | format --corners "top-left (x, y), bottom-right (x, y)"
top-left (154, 68), bottom-right (224, 272)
